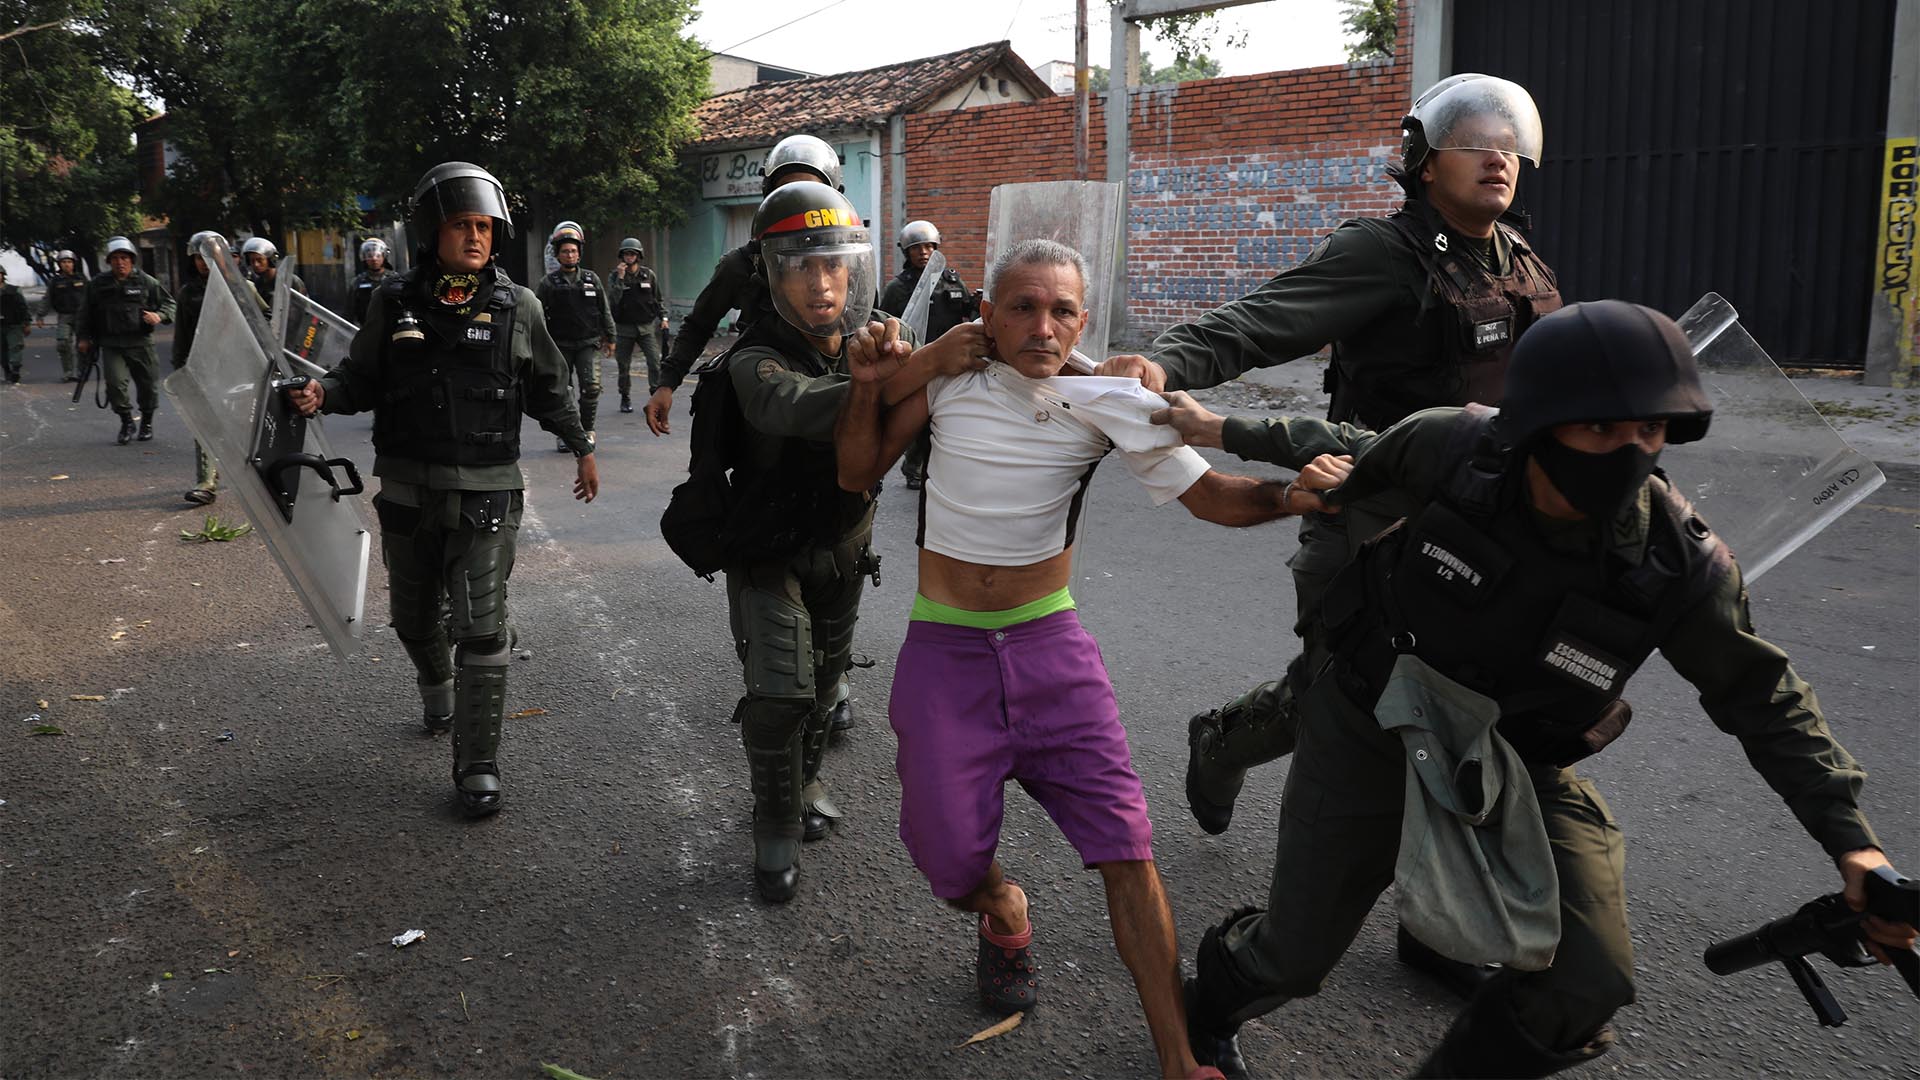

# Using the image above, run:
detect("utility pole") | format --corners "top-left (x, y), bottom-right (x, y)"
top-left (1074, 0), bottom-right (1090, 179)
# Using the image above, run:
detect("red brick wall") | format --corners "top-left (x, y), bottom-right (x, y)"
top-left (900, 8), bottom-right (1413, 342)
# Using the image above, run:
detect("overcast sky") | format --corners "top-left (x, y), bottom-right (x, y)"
top-left (688, 0), bottom-right (1353, 79)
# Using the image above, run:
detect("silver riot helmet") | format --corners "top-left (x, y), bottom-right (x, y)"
top-left (359, 237), bottom-right (390, 268)
top-left (619, 237), bottom-right (644, 258)
top-left (56, 249), bottom-right (76, 263)
top-left (105, 235), bottom-right (138, 261)
top-left (762, 134), bottom-right (843, 194)
top-left (896, 220), bottom-right (941, 253)
top-left (187, 231), bottom-right (226, 274)
top-left (241, 236), bottom-right (280, 267)
top-left (409, 161), bottom-right (514, 264)
top-left (753, 181), bottom-right (876, 338)
top-left (1394, 74), bottom-right (1543, 192)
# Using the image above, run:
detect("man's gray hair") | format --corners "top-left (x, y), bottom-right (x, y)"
top-left (986, 238), bottom-right (1089, 303)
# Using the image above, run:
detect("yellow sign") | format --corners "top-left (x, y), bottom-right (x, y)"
top-left (1878, 138), bottom-right (1917, 385)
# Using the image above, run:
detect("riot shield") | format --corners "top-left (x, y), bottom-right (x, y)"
top-left (984, 181), bottom-right (1125, 365)
top-left (1664, 293), bottom-right (1886, 582)
top-left (283, 289), bottom-right (357, 379)
top-left (901, 248), bottom-right (948, 342)
top-left (162, 235), bottom-right (371, 656)
top-left (267, 255), bottom-right (294, 346)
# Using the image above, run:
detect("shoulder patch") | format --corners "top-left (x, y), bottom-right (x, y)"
top-left (754, 357), bottom-right (784, 382)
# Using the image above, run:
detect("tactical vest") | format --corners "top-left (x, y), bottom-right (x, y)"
top-left (543, 269), bottom-right (603, 343)
top-left (1327, 203), bottom-right (1561, 431)
top-left (87, 273), bottom-right (153, 337)
top-left (48, 273), bottom-right (86, 315)
top-left (613, 267), bottom-right (660, 324)
top-left (351, 269), bottom-right (387, 324)
top-left (1321, 405), bottom-right (1731, 766)
top-left (371, 271), bottom-right (522, 466)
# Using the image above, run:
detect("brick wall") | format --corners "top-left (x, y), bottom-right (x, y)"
top-left (900, 8), bottom-right (1414, 342)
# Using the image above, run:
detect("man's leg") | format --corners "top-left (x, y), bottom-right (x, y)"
top-left (1100, 860), bottom-right (1206, 1079)
top-left (796, 537), bottom-right (867, 839)
top-left (186, 439), bottom-right (219, 503)
top-left (102, 347), bottom-right (137, 443)
top-left (1416, 769), bottom-right (1632, 1078)
top-left (900, 427), bottom-right (932, 489)
top-left (728, 560), bottom-right (818, 902)
top-left (130, 344), bottom-right (160, 440)
top-left (441, 489), bottom-right (523, 817)
top-left (56, 317), bottom-right (76, 379)
top-left (614, 330), bottom-right (636, 411)
top-left (374, 490), bottom-right (456, 734)
top-left (2, 328), bottom-right (22, 380)
top-left (635, 326), bottom-right (662, 402)
top-left (571, 344), bottom-right (601, 437)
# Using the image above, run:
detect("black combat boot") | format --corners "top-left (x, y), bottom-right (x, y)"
top-left (137, 412), bottom-right (154, 441)
top-left (116, 411), bottom-right (137, 445)
top-left (619, 394), bottom-right (633, 414)
top-left (745, 729), bottom-right (803, 901)
top-left (799, 707), bottom-right (841, 841)
top-left (1186, 905), bottom-right (1273, 1080)
top-left (828, 697), bottom-right (854, 732)
top-left (450, 643), bottom-right (510, 818)
top-left (1396, 924), bottom-right (1499, 1001)
top-left (1413, 978), bottom-right (1614, 1078)
top-left (1185, 679), bottom-right (1303, 834)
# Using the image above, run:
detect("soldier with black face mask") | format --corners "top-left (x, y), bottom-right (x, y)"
top-left (1154, 301), bottom-right (1914, 1080)
top-left (285, 162), bottom-right (599, 819)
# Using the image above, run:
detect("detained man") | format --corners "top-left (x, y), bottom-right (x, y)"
top-left (835, 239), bottom-right (1349, 1080)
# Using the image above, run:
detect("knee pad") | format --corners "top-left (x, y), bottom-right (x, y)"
top-left (739, 694), bottom-right (811, 746)
top-left (454, 638), bottom-right (512, 666)
top-left (738, 588), bottom-right (814, 700)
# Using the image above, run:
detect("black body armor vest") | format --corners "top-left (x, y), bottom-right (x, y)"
top-left (543, 269), bottom-right (602, 342)
top-left (351, 269), bottom-right (388, 325)
top-left (1327, 203), bottom-right (1562, 431)
top-left (87, 273), bottom-right (153, 337)
top-left (371, 270), bottom-right (522, 466)
top-left (48, 273), bottom-right (86, 315)
top-left (613, 266), bottom-right (661, 324)
top-left (1322, 406), bottom-right (1731, 766)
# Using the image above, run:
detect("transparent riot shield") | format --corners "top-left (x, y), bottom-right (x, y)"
top-left (162, 235), bottom-right (371, 656)
top-left (901, 248), bottom-right (948, 342)
top-left (984, 181), bottom-right (1125, 365)
top-left (283, 290), bottom-right (358, 379)
top-left (1664, 293), bottom-right (1886, 582)
top-left (267, 255), bottom-right (295, 346)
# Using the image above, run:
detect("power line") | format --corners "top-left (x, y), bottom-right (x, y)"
top-left (702, 0), bottom-right (859, 61)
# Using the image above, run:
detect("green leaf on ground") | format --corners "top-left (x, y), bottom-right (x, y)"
top-left (541, 1065), bottom-right (602, 1080)
top-left (180, 514), bottom-right (253, 543)
top-left (29, 725), bottom-right (64, 736)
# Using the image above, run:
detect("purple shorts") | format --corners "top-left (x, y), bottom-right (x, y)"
top-left (890, 609), bottom-right (1155, 899)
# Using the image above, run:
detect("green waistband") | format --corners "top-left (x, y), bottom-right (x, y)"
top-left (910, 587), bottom-right (1076, 629)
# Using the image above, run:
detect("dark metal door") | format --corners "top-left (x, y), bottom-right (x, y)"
top-left (1453, 0), bottom-right (1897, 365)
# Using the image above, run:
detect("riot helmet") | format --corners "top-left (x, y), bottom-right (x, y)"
top-left (1394, 74), bottom-right (1543, 195)
top-left (1497, 300), bottom-right (1713, 450)
top-left (753, 180), bottom-right (875, 338)
top-left (762, 134), bottom-right (843, 194)
top-left (409, 161), bottom-right (514, 264)
top-left (241, 236), bottom-right (280, 268)
top-left (188, 230), bottom-right (226, 275)
top-left (896, 220), bottom-right (941, 253)
top-left (105, 235), bottom-right (138, 260)
top-left (56, 249), bottom-right (75, 264)
top-left (619, 237), bottom-right (644, 258)
top-left (550, 224), bottom-right (585, 255)
top-left (359, 237), bottom-right (390, 268)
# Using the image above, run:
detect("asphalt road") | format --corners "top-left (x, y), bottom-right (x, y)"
top-left (2, 330), bottom-right (1914, 1079)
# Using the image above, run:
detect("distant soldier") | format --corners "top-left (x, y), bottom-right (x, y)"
top-left (535, 224), bottom-right (616, 447)
top-left (607, 237), bottom-right (666, 415)
top-left (175, 230), bottom-right (268, 504)
top-left (0, 266), bottom-right (29, 383)
top-left (75, 236), bottom-right (175, 445)
top-left (876, 219), bottom-right (978, 489)
top-left (242, 237), bottom-right (306, 297)
top-left (350, 238), bottom-right (394, 325)
top-left (42, 250), bottom-right (88, 381)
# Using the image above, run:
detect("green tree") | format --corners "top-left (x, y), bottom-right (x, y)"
top-left (0, 2), bottom-right (145, 263)
top-left (1341, 0), bottom-right (1396, 61)
top-left (1086, 52), bottom-right (1223, 92)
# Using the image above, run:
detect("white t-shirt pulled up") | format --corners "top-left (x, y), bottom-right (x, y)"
top-left (919, 352), bottom-right (1210, 566)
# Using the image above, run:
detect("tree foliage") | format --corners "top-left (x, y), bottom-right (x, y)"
top-left (1086, 52), bottom-right (1223, 92)
top-left (1341, 0), bottom-right (1397, 62)
top-left (0, 1), bottom-right (145, 261)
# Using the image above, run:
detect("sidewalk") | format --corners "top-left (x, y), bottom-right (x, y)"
top-left (1227, 356), bottom-right (1920, 469)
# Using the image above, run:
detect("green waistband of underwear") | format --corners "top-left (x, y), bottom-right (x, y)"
top-left (910, 587), bottom-right (1076, 629)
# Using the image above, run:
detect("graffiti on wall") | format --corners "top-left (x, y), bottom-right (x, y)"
top-left (1878, 138), bottom-right (1917, 385)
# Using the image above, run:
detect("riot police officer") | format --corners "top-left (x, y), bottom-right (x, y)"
top-left (284, 162), bottom-right (600, 818)
top-left (76, 236), bottom-right (175, 444)
top-left (687, 180), bottom-right (879, 901)
top-left (1157, 300), bottom-right (1913, 1079)
top-left (241, 237), bottom-right (306, 298)
top-left (876, 219), bottom-right (978, 488)
top-left (1104, 74), bottom-right (1559, 885)
top-left (0, 267), bottom-right (29, 383)
top-left (350, 237), bottom-right (394, 324)
top-left (607, 237), bottom-right (666, 415)
top-left (43, 251), bottom-right (88, 381)
top-left (175, 231), bottom-right (268, 504)
top-left (643, 132), bottom-right (843, 437)
top-left (536, 224), bottom-right (615, 448)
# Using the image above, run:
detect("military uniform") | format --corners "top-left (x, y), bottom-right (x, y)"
top-left (43, 270), bottom-right (87, 379)
top-left (536, 265), bottom-right (615, 435)
top-left (1162, 200), bottom-right (1561, 815)
top-left (721, 313), bottom-right (877, 900)
top-left (350, 266), bottom-right (391, 325)
top-left (316, 263), bottom-right (592, 811)
top-left (76, 267), bottom-right (176, 437)
top-left (877, 261), bottom-right (976, 338)
top-left (1187, 404), bottom-right (1882, 1076)
top-left (608, 260), bottom-right (664, 402)
top-left (657, 243), bottom-right (768, 394)
top-left (0, 281), bottom-right (28, 382)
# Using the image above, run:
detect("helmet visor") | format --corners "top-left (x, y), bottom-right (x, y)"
top-left (424, 175), bottom-right (514, 238)
top-left (1420, 77), bottom-right (1543, 165)
top-left (763, 236), bottom-right (876, 338)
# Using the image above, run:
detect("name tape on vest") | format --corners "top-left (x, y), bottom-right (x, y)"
top-left (1537, 631), bottom-right (1627, 696)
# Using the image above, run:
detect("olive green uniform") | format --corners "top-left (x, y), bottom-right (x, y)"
top-left (175, 274), bottom-right (268, 491)
top-left (76, 269), bottom-right (175, 422)
top-left (1157, 216), bottom-right (1553, 804)
top-left (318, 267), bottom-right (591, 804)
top-left (726, 317), bottom-right (878, 893)
top-left (41, 272), bottom-right (88, 379)
top-left (535, 266), bottom-right (615, 435)
top-left (1190, 408), bottom-right (1881, 1075)
top-left (0, 284), bottom-right (28, 382)
top-left (607, 262), bottom-right (664, 401)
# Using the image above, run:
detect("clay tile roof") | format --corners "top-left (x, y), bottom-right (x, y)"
top-left (691, 41), bottom-right (1051, 149)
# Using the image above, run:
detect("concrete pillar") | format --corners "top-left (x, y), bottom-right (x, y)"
top-left (1865, 0), bottom-right (1917, 386)
top-left (889, 114), bottom-right (908, 279)
top-left (1411, 0), bottom-right (1452, 95)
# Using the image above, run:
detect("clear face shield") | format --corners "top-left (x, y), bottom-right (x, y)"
top-left (762, 233), bottom-right (876, 339)
top-left (1418, 77), bottom-right (1544, 165)
top-left (425, 176), bottom-right (514, 240)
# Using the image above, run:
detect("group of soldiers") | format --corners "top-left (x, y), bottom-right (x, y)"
top-left (27, 66), bottom-right (1906, 1079)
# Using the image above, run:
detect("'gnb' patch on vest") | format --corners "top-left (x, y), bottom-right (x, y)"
top-left (1538, 631), bottom-right (1627, 695)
